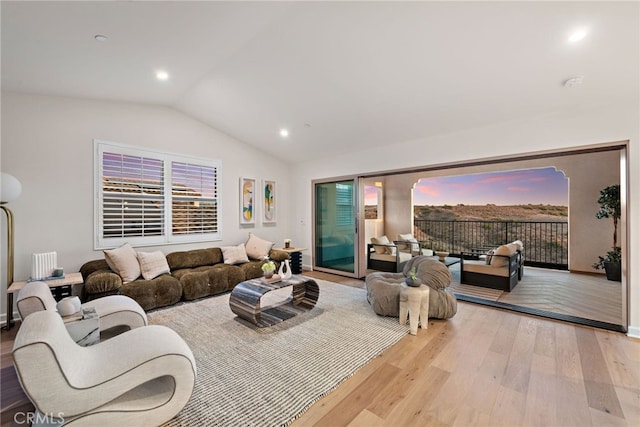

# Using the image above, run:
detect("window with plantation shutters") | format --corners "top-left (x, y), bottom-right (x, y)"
top-left (95, 140), bottom-right (221, 249)
top-left (171, 161), bottom-right (218, 236)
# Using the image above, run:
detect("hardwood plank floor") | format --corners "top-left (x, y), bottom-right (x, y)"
top-left (293, 281), bottom-right (640, 427)
top-left (449, 266), bottom-right (623, 326)
top-left (1, 272), bottom-right (637, 427)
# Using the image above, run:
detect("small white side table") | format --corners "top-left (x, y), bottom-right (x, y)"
top-left (399, 282), bottom-right (430, 335)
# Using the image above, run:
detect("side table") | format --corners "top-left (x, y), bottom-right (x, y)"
top-left (63, 307), bottom-right (100, 346)
top-left (399, 282), bottom-right (430, 335)
top-left (279, 247), bottom-right (306, 274)
top-left (6, 272), bottom-right (84, 329)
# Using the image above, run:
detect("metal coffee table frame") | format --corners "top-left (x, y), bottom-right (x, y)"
top-left (229, 275), bottom-right (319, 327)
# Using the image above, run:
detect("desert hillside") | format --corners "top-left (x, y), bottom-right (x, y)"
top-left (413, 204), bottom-right (567, 222)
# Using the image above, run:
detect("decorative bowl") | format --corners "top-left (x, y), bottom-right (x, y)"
top-left (57, 296), bottom-right (81, 317)
top-left (435, 251), bottom-right (449, 261)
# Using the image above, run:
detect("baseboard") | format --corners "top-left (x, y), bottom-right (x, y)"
top-left (628, 325), bottom-right (640, 339)
top-left (1, 310), bottom-right (20, 328)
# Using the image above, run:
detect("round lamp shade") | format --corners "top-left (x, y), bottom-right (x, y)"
top-left (1, 172), bottom-right (22, 203)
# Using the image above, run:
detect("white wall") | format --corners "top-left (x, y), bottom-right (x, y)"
top-left (1, 92), bottom-right (292, 319)
top-left (290, 103), bottom-right (639, 334)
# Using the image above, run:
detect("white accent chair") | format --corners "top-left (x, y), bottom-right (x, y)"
top-left (12, 310), bottom-right (196, 426)
top-left (16, 281), bottom-right (147, 333)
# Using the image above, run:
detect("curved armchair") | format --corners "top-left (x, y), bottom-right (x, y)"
top-left (13, 311), bottom-right (196, 426)
top-left (16, 281), bottom-right (147, 333)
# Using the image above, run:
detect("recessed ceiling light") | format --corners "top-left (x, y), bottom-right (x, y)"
top-left (279, 129), bottom-right (289, 138)
top-left (568, 28), bottom-right (588, 43)
top-left (156, 70), bottom-right (169, 81)
top-left (564, 76), bottom-right (584, 88)
top-left (94, 34), bottom-right (108, 42)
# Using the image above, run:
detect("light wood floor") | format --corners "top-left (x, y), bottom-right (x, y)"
top-left (449, 266), bottom-right (624, 326)
top-left (2, 273), bottom-right (637, 427)
top-left (294, 281), bottom-right (640, 426)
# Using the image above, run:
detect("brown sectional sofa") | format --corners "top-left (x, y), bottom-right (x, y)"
top-left (80, 247), bottom-right (290, 311)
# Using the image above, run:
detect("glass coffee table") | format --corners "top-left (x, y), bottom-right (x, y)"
top-left (440, 256), bottom-right (461, 267)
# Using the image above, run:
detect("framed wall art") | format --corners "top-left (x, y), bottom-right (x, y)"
top-left (240, 177), bottom-right (256, 225)
top-left (263, 179), bottom-right (276, 224)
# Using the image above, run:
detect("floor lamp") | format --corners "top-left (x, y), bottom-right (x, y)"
top-left (1, 172), bottom-right (22, 330)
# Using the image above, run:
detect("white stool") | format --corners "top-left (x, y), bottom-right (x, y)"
top-left (399, 282), bottom-right (430, 335)
top-left (17, 281), bottom-right (148, 335)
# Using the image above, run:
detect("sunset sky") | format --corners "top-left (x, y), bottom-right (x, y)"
top-left (366, 167), bottom-right (568, 206)
top-left (414, 167), bottom-right (568, 206)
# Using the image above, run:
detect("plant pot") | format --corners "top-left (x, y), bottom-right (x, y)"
top-left (263, 271), bottom-right (274, 279)
top-left (604, 261), bottom-right (621, 282)
top-left (405, 277), bottom-right (422, 287)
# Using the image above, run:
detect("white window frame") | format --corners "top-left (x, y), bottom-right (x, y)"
top-left (94, 140), bottom-right (222, 249)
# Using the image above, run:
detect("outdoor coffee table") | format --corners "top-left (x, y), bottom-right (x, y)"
top-left (229, 275), bottom-right (319, 327)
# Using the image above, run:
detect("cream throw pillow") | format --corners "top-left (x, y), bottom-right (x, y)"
top-left (397, 234), bottom-right (420, 253)
top-left (137, 251), bottom-right (170, 280)
top-left (406, 237), bottom-right (420, 253)
top-left (371, 236), bottom-right (395, 255)
top-left (490, 245), bottom-right (515, 267)
top-left (222, 243), bottom-right (251, 265)
top-left (245, 233), bottom-right (274, 260)
top-left (104, 243), bottom-right (141, 283)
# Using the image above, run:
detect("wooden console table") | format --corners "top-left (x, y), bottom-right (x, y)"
top-left (9, 272), bottom-right (84, 298)
top-left (229, 275), bottom-right (319, 327)
top-left (7, 272), bottom-right (84, 327)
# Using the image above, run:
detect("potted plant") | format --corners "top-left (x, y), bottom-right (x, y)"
top-left (592, 184), bottom-right (621, 281)
top-left (405, 267), bottom-right (422, 287)
top-left (262, 257), bottom-right (276, 278)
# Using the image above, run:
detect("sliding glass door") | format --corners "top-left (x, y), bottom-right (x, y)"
top-left (313, 178), bottom-right (359, 276)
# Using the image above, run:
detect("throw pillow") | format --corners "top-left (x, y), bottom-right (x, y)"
top-left (397, 233), bottom-right (413, 251)
top-left (490, 245), bottom-right (513, 267)
top-left (371, 236), bottom-right (392, 254)
top-left (103, 243), bottom-right (141, 283)
top-left (406, 237), bottom-right (420, 254)
top-left (245, 233), bottom-right (274, 260)
top-left (137, 251), bottom-right (170, 280)
top-left (398, 233), bottom-right (413, 241)
top-left (512, 240), bottom-right (524, 251)
top-left (221, 243), bottom-right (250, 265)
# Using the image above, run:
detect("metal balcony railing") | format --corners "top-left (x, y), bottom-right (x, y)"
top-left (414, 219), bottom-right (568, 270)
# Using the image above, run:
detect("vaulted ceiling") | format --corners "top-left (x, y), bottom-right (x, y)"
top-left (2, 1), bottom-right (638, 162)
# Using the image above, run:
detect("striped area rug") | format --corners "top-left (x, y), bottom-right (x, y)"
top-left (147, 279), bottom-right (408, 426)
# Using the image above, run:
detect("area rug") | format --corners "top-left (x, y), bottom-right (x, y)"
top-left (147, 279), bottom-right (408, 427)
